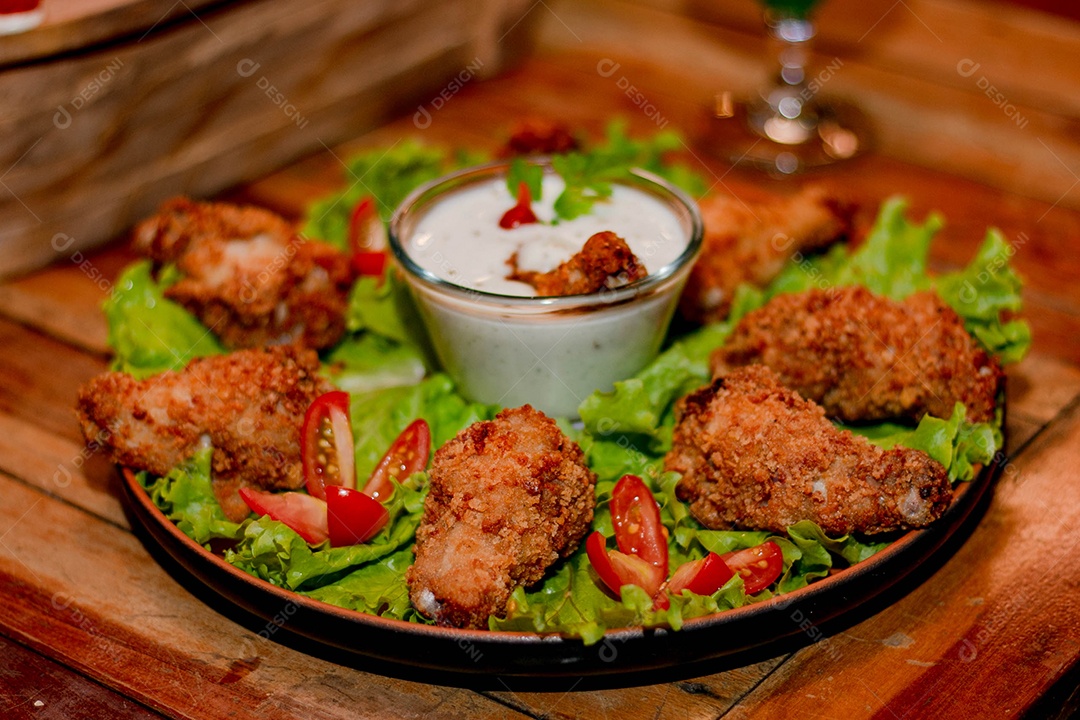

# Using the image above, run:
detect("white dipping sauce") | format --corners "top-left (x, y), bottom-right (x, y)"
top-left (393, 167), bottom-right (700, 418)
top-left (405, 175), bottom-right (687, 296)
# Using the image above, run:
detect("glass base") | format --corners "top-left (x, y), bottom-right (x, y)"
top-left (702, 91), bottom-right (872, 175)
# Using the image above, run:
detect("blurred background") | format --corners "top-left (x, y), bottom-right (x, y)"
top-left (0, 0), bottom-right (1075, 278)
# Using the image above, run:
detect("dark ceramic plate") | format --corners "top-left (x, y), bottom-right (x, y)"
top-left (120, 457), bottom-right (999, 678)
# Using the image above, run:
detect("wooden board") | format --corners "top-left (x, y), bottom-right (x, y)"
top-left (535, 0), bottom-right (1080, 213)
top-left (1, 0), bottom-right (1079, 717)
top-left (0, 0), bottom-right (538, 279)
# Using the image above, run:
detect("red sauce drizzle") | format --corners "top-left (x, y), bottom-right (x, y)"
top-left (499, 182), bottom-right (539, 229)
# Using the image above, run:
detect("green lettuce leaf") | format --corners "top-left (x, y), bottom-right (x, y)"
top-left (104, 261), bottom-right (224, 377)
top-left (848, 402), bottom-right (999, 482)
top-left (126, 133), bottom-right (1025, 642)
top-left (302, 140), bottom-right (484, 247)
top-left (832, 197), bottom-right (941, 299)
top-left (225, 477), bottom-right (426, 591)
top-left (349, 373), bottom-right (497, 482)
top-left (763, 198), bottom-right (1030, 363)
top-left (137, 446), bottom-right (242, 545)
top-left (546, 120), bottom-right (707, 221)
top-left (935, 229), bottom-right (1031, 364)
top-left (345, 273), bottom-right (431, 348)
top-left (301, 548), bottom-right (418, 620)
top-left (321, 333), bottom-right (425, 394)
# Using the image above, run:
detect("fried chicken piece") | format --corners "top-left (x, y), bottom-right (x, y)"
top-left (133, 197), bottom-right (354, 350)
top-left (666, 366), bottom-right (952, 536)
top-left (508, 231), bottom-right (647, 296)
top-left (76, 346), bottom-right (335, 522)
top-left (407, 405), bottom-right (597, 628)
top-left (711, 286), bottom-right (1003, 424)
top-left (680, 185), bottom-right (853, 323)
top-left (499, 118), bottom-right (580, 157)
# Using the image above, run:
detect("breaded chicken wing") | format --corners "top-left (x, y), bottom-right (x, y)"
top-left (680, 185), bottom-right (852, 323)
top-left (508, 231), bottom-right (647, 296)
top-left (407, 405), bottom-right (597, 628)
top-left (711, 286), bottom-right (1003, 424)
top-left (666, 366), bottom-right (952, 536)
top-left (76, 346), bottom-right (335, 521)
top-left (133, 197), bottom-right (354, 349)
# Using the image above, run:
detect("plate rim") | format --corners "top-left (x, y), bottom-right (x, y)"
top-left (120, 454), bottom-right (999, 676)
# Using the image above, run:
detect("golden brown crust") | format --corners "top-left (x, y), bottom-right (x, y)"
top-left (666, 366), bottom-right (952, 536)
top-left (406, 405), bottom-right (597, 628)
top-left (75, 346), bottom-right (335, 522)
top-left (133, 197), bottom-right (354, 350)
top-left (508, 230), bottom-right (646, 296)
top-left (680, 185), bottom-right (852, 323)
top-left (711, 286), bottom-right (1003, 424)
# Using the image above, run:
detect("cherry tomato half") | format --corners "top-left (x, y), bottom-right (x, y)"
top-left (721, 540), bottom-right (784, 595)
top-left (585, 531), bottom-right (665, 599)
top-left (326, 486), bottom-right (389, 546)
top-left (609, 475), bottom-right (669, 578)
top-left (498, 181), bottom-right (538, 229)
top-left (665, 553), bottom-right (734, 598)
top-left (363, 419), bottom-right (431, 502)
top-left (238, 487), bottom-right (328, 545)
top-left (302, 391), bottom-right (356, 501)
top-left (352, 251), bottom-right (386, 278)
top-left (348, 196), bottom-right (388, 278)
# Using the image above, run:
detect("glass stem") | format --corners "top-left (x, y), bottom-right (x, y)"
top-left (749, 12), bottom-right (818, 144)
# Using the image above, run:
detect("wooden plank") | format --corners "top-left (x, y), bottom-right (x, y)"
top-left (0, 0), bottom-right (539, 279)
top-left (0, 244), bottom-right (131, 355)
top-left (490, 657), bottom-right (788, 718)
top-left (618, 0), bottom-right (1080, 118)
top-left (534, 0), bottom-right (1080, 212)
top-left (0, 412), bottom-right (129, 530)
top-left (0, 316), bottom-right (107, 445)
top-left (0, 0), bottom-right (220, 68)
top-left (1007, 352), bottom-right (1080, 424)
top-left (0, 474), bottom-right (529, 720)
top-left (0, 633), bottom-right (165, 720)
top-left (720, 395), bottom-right (1080, 719)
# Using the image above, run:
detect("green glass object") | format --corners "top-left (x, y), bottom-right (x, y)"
top-left (704, 0), bottom-right (871, 173)
top-left (758, 0), bottom-right (821, 18)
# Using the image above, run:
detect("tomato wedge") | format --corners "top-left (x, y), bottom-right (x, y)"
top-left (498, 181), bottom-right (538, 229)
top-left (302, 391), bottom-right (356, 501)
top-left (666, 553), bottom-right (734, 597)
top-left (609, 475), bottom-right (668, 578)
top-left (352, 251), bottom-right (386, 278)
top-left (347, 196), bottom-right (388, 278)
top-left (238, 487), bottom-right (328, 545)
top-left (363, 419), bottom-right (431, 502)
top-left (585, 531), bottom-right (665, 598)
top-left (326, 486), bottom-right (389, 546)
top-left (721, 541), bottom-right (784, 595)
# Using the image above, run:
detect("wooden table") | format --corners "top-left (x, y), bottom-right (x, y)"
top-left (2, 0), bottom-right (1079, 717)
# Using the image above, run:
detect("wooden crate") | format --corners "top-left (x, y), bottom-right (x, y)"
top-left (0, 0), bottom-right (538, 278)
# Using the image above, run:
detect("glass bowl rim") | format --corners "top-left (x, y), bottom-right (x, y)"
top-left (387, 158), bottom-right (704, 309)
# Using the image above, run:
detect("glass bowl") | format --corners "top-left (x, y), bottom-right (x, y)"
top-left (388, 160), bottom-right (703, 418)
